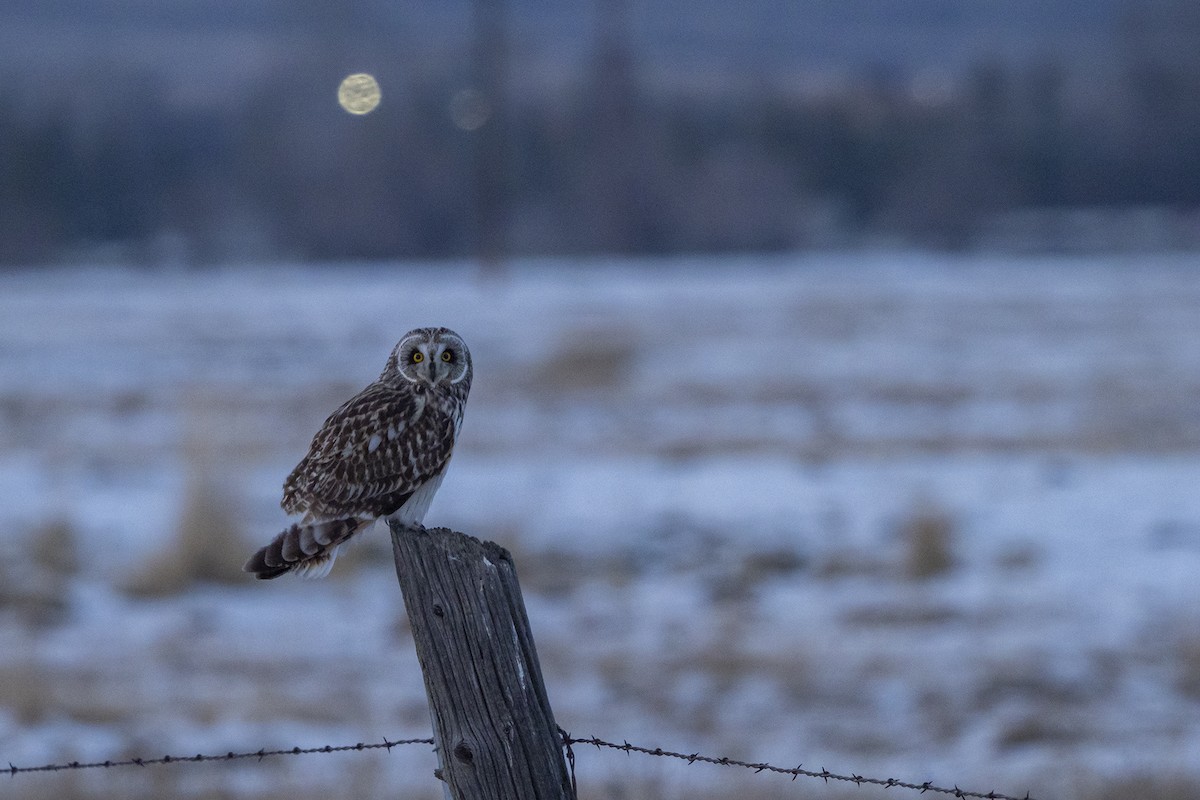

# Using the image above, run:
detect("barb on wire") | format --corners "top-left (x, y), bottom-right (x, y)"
top-left (561, 734), bottom-right (1036, 800)
top-left (8, 731), bottom-right (1037, 800)
top-left (7, 737), bottom-right (434, 776)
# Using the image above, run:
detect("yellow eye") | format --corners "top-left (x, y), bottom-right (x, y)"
top-left (411, 351), bottom-right (424, 363)
top-left (441, 351), bottom-right (453, 362)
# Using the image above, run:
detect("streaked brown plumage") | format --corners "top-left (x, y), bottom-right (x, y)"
top-left (244, 327), bottom-right (472, 579)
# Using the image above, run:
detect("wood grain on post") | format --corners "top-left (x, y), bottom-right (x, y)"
top-left (389, 523), bottom-right (576, 800)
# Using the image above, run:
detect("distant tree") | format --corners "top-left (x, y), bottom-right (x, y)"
top-left (1113, 0), bottom-right (1200, 204)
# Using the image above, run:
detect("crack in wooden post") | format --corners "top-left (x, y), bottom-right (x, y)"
top-left (390, 522), bottom-right (577, 800)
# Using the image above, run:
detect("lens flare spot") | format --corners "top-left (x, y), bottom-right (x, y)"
top-left (449, 88), bottom-right (492, 131)
top-left (338, 73), bottom-right (382, 115)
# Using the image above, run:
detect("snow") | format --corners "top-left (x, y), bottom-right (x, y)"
top-left (3, 251), bottom-right (1200, 799)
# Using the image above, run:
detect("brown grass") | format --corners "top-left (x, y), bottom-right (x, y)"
top-left (528, 332), bottom-right (637, 394)
top-left (1076, 773), bottom-right (1200, 800)
top-left (841, 603), bottom-right (960, 628)
top-left (122, 471), bottom-right (247, 597)
top-left (0, 518), bottom-right (79, 627)
top-left (994, 713), bottom-right (1088, 750)
top-left (29, 517), bottom-right (80, 578)
top-left (813, 546), bottom-right (888, 580)
top-left (1172, 632), bottom-right (1200, 700)
top-left (0, 663), bottom-right (51, 724)
top-left (898, 499), bottom-right (957, 580)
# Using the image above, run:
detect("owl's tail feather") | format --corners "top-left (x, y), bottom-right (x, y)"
top-left (244, 518), bottom-right (367, 580)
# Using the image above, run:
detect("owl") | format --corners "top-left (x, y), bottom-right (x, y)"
top-left (244, 327), bottom-right (472, 579)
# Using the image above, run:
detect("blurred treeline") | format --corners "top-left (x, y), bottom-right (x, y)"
top-left (2, 0), bottom-right (1199, 266)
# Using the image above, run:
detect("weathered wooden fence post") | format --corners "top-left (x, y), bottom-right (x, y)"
top-left (389, 523), bottom-right (576, 800)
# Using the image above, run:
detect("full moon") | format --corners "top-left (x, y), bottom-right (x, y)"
top-left (338, 73), bottom-right (382, 115)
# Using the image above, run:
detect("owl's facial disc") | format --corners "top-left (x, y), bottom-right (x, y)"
top-left (391, 328), bottom-right (470, 387)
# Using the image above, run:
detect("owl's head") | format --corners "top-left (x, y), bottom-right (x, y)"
top-left (387, 327), bottom-right (472, 389)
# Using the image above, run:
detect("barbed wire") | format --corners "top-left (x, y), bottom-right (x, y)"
top-left (7, 731), bottom-right (1036, 800)
top-left (561, 733), bottom-right (1035, 800)
top-left (7, 737), bottom-right (433, 775)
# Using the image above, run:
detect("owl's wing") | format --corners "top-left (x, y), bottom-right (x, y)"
top-left (281, 383), bottom-right (456, 519)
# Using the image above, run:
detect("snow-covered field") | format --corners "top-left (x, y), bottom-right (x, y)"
top-left (3, 252), bottom-right (1200, 800)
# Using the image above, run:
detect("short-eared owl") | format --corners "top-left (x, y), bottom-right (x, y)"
top-left (244, 327), bottom-right (472, 579)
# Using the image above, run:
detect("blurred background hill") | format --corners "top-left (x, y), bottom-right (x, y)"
top-left (3, 0), bottom-right (1200, 265)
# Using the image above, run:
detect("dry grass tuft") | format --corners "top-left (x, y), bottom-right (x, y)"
top-left (815, 546), bottom-right (891, 581)
top-left (0, 517), bottom-right (79, 626)
top-left (994, 713), bottom-right (1087, 750)
top-left (0, 663), bottom-right (52, 724)
top-left (1172, 633), bottom-right (1200, 700)
top-left (530, 332), bottom-right (636, 393)
top-left (2, 589), bottom-right (67, 629)
top-left (122, 401), bottom-right (260, 596)
top-left (707, 547), bottom-right (807, 602)
top-left (842, 603), bottom-right (960, 628)
top-left (898, 499), bottom-right (957, 580)
top-left (122, 472), bottom-right (247, 597)
top-left (1077, 773), bottom-right (1200, 800)
top-left (29, 516), bottom-right (80, 578)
